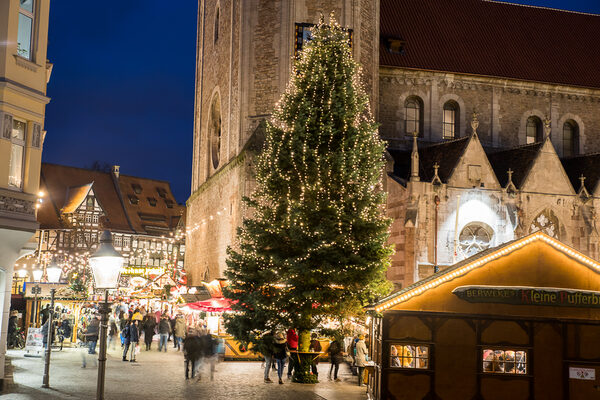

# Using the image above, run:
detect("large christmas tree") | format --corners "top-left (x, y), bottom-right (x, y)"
top-left (224, 16), bottom-right (392, 382)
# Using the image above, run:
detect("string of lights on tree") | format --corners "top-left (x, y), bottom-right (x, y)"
top-left (223, 15), bottom-right (394, 363)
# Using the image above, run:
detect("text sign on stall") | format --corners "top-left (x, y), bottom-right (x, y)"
top-left (23, 282), bottom-right (69, 299)
top-left (569, 367), bottom-right (596, 380)
top-left (453, 285), bottom-right (600, 308)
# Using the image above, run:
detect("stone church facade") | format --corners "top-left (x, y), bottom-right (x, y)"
top-left (186, 0), bottom-right (600, 289)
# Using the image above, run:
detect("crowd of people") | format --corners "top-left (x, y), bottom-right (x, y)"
top-left (259, 328), bottom-right (370, 386)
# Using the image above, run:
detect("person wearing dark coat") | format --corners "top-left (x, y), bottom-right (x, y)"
top-left (122, 320), bottom-right (140, 362)
top-left (273, 332), bottom-right (288, 384)
top-left (85, 317), bottom-right (100, 354)
top-left (158, 315), bottom-right (171, 352)
top-left (183, 330), bottom-right (202, 379)
top-left (142, 315), bottom-right (157, 351)
top-left (327, 337), bottom-right (344, 381)
top-left (309, 333), bottom-right (322, 377)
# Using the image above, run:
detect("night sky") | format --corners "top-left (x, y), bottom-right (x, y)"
top-left (44, 1), bottom-right (600, 204)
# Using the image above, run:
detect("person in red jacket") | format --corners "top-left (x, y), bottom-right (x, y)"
top-left (286, 328), bottom-right (298, 379)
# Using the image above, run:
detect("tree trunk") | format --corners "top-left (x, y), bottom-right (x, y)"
top-left (291, 329), bottom-right (318, 383)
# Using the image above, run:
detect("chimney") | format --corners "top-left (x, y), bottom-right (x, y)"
top-left (112, 165), bottom-right (120, 179)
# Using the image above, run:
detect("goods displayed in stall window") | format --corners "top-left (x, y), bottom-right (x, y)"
top-left (482, 349), bottom-right (527, 374)
top-left (389, 344), bottom-right (429, 369)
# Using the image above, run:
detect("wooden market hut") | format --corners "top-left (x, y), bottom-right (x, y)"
top-left (368, 232), bottom-right (600, 400)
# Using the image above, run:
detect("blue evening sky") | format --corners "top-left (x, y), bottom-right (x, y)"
top-left (44, 1), bottom-right (600, 203)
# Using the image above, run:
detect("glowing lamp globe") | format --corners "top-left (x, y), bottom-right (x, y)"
top-left (32, 269), bottom-right (43, 282)
top-left (89, 231), bottom-right (123, 289)
top-left (46, 260), bottom-right (62, 283)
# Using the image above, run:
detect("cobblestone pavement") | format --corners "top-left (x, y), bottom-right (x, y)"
top-left (2, 345), bottom-right (367, 400)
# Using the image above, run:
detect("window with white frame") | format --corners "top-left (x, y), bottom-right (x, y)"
top-left (17, 0), bottom-right (35, 60)
top-left (92, 214), bottom-right (99, 224)
top-left (8, 119), bottom-right (26, 189)
top-left (85, 214), bottom-right (92, 223)
top-left (483, 348), bottom-right (527, 374)
top-left (390, 344), bottom-right (429, 369)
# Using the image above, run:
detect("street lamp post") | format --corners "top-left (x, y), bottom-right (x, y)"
top-left (89, 231), bottom-right (123, 400)
top-left (41, 259), bottom-right (61, 388)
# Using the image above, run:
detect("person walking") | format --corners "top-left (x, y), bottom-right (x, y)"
top-left (122, 319), bottom-right (140, 362)
top-left (261, 332), bottom-right (275, 383)
top-left (286, 328), bottom-right (298, 379)
top-left (328, 336), bottom-right (344, 381)
top-left (183, 329), bottom-right (202, 379)
top-left (170, 314), bottom-right (177, 348)
top-left (142, 315), bottom-right (157, 351)
top-left (158, 315), bottom-right (171, 352)
top-left (355, 334), bottom-right (368, 386)
top-left (197, 332), bottom-right (216, 381)
top-left (309, 333), bottom-right (322, 378)
top-left (59, 315), bottom-right (72, 351)
top-left (273, 332), bottom-right (288, 385)
top-left (174, 314), bottom-right (186, 351)
top-left (85, 316), bottom-right (100, 355)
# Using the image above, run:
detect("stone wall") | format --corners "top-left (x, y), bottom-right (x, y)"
top-left (379, 67), bottom-right (600, 156)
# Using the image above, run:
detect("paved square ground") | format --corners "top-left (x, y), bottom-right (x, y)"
top-left (1, 345), bottom-right (367, 400)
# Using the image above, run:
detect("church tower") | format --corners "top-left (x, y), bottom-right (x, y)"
top-left (186, 0), bottom-right (380, 284)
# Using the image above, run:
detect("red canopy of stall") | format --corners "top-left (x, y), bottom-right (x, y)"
top-left (185, 297), bottom-right (233, 312)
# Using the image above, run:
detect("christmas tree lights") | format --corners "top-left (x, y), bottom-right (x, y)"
top-left (224, 15), bottom-right (393, 383)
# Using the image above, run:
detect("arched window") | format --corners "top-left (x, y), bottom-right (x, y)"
top-left (562, 120), bottom-right (578, 157)
top-left (526, 116), bottom-right (543, 144)
top-left (442, 101), bottom-right (459, 139)
top-left (214, 7), bottom-right (220, 44)
top-left (458, 222), bottom-right (494, 260)
top-left (405, 96), bottom-right (423, 137)
top-left (209, 94), bottom-right (221, 169)
top-left (530, 209), bottom-right (559, 238)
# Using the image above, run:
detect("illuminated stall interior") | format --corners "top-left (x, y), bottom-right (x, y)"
top-left (369, 232), bottom-right (600, 400)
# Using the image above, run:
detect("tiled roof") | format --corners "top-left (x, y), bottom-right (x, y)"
top-left (38, 163), bottom-right (184, 235)
top-left (388, 137), bottom-right (470, 183)
top-left (486, 142), bottom-right (544, 188)
top-left (380, 0), bottom-right (600, 89)
top-left (561, 153), bottom-right (600, 194)
top-left (61, 183), bottom-right (93, 214)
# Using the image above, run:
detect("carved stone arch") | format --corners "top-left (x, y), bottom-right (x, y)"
top-left (438, 93), bottom-right (466, 140)
top-left (529, 207), bottom-right (562, 240)
top-left (207, 88), bottom-right (222, 171)
top-left (397, 90), bottom-right (429, 140)
top-left (518, 109), bottom-right (546, 145)
top-left (557, 113), bottom-right (585, 156)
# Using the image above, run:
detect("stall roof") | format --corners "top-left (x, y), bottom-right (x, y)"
top-left (374, 232), bottom-right (600, 313)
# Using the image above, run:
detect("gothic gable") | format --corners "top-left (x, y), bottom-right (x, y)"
top-left (521, 138), bottom-right (575, 195)
top-left (447, 134), bottom-right (500, 189)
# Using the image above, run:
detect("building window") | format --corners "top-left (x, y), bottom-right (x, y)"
top-left (123, 236), bottom-right (131, 248)
top-left (526, 116), bottom-right (543, 144)
top-left (209, 93), bottom-right (222, 169)
top-left (147, 197), bottom-right (157, 207)
top-left (458, 222), bottom-right (494, 260)
top-left (563, 120), bottom-right (578, 157)
top-left (442, 101), bottom-right (459, 139)
top-left (214, 7), bottom-right (219, 43)
top-left (128, 195), bottom-right (139, 205)
top-left (17, 0), bottom-right (35, 60)
top-left (483, 349), bottom-right (527, 374)
top-left (390, 344), bottom-right (429, 369)
top-left (85, 214), bottom-right (92, 223)
top-left (92, 214), bottom-right (99, 224)
top-left (405, 97), bottom-right (423, 137)
top-left (114, 236), bottom-right (122, 247)
top-left (8, 119), bottom-right (26, 189)
top-left (530, 209), bottom-right (559, 238)
top-left (294, 23), bottom-right (353, 57)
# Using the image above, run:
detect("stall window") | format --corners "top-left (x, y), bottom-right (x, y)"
top-left (390, 344), bottom-right (429, 369)
top-left (482, 349), bottom-right (527, 374)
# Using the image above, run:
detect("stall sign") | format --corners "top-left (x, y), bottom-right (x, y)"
top-left (24, 327), bottom-right (44, 358)
top-left (23, 283), bottom-right (69, 298)
top-left (569, 367), bottom-right (595, 380)
top-left (453, 285), bottom-right (600, 308)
